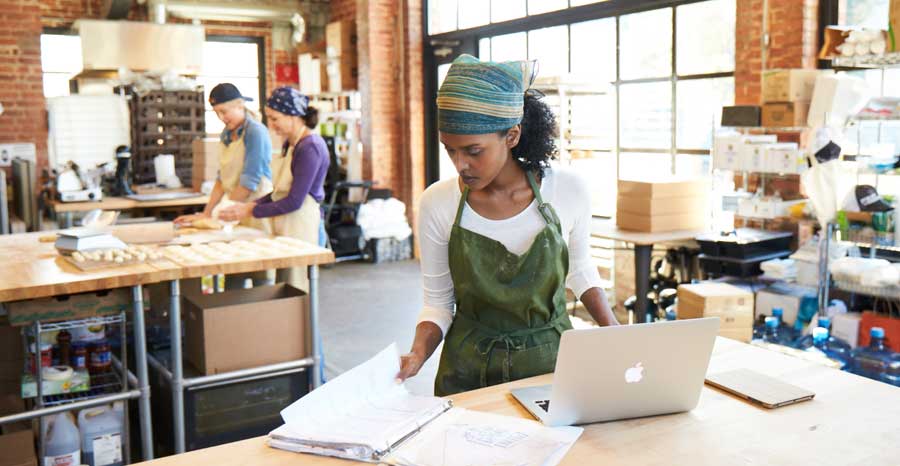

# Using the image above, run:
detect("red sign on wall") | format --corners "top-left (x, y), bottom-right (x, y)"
top-left (276, 64), bottom-right (299, 84)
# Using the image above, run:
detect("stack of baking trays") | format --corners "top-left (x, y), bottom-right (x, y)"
top-left (696, 229), bottom-right (794, 278)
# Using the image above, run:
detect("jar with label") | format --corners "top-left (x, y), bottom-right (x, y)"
top-left (88, 341), bottom-right (111, 374)
top-left (71, 343), bottom-right (88, 370)
top-left (28, 343), bottom-right (52, 375)
top-left (57, 330), bottom-right (72, 368)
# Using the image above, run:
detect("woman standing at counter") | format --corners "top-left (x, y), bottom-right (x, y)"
top-left (219, 87), bottom-right (329, 290)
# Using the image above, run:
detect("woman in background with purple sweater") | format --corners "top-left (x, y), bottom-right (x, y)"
top-left (220, 86), bottom-right (329, 291)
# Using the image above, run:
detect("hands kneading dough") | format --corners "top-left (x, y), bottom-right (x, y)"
top-left (191, 218), bottom-right (223, 230)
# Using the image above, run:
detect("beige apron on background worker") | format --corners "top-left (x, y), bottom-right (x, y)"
top-left (266, 149), bottom-right (320, 292)
top-left (217, 126), bottom-right (273, 232)
top-left (218, 122), bottom-right (274, 289)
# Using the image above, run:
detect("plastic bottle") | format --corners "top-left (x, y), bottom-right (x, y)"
top-left (78, 404), bottom-right (124, 466)
top-left (43, 413), bottom-right (81, 466)
top-left (754, 316), bottom-right (791, 346)
top-left (884, 353), bottom-right (900, 387)
top-left (792, 317), bottom-right (852, 352)
top-left (849, 327), bottom-right (894, 382)
top-left (806, 327), bottom-right (852, 369)
top-left (771, 308), bottom-right (797, 341)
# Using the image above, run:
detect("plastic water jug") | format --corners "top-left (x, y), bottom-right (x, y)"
top-left (78, 404), bottom-right (124, 466)
top-left (754, 316), bottom-right (792, 345)
top-left (793, 316), bottom-right (852, 352)
top-left (43, 413), bottom-right (81, 466)
top-left (850, 327), bottom-right (893, 382)
top-left (806, 327), bottom-right (851, 369)
top-left (884, 353), bottom-right (900, 387)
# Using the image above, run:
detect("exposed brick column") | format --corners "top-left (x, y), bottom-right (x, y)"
top-left (735, 0), bottom-right (822, 105)
top-left (0, 0), bottom-right (48, 174)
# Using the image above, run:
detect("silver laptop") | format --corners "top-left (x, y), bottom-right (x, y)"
top-left (511, 317), bottom-right (720, 426)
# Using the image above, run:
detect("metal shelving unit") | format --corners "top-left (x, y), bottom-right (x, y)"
top-left (0, 287), bottom-right (154, 463)
top-left (833, 280), bottom-right (900, 300)
top-left (16, 313), bottom-right (140, 462)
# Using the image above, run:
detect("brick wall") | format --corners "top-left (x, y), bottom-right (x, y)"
top-left (1, 1), bottom-right (305, 172)
top-left (0, 0), bottom-right (47, 173)
top-left (735, 0), bottom-right (821, 104)
top-left (330, 0), bottom-right (357, 22)
top-left (344, 0), bottom-right (424, 226)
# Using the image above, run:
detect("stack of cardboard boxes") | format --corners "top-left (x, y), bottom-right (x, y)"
top-left (616, 179), bottom-right (708, 233)
top-left (325, 20), bottom-right (358, 92)
top-left (191, 138), bottom-right (221, 192)
top-left (760, 69), bottom-right (824, 128)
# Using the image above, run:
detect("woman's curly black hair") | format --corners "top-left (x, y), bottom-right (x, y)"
top-left (500, 91), bottom-right (558, 176)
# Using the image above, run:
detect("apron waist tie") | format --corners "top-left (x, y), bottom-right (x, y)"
top-left (454, 312), bottom-right (570, 388)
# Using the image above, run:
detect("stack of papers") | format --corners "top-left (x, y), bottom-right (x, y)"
top-left (760, 258), bottom-right (797, 281)
top-left (267, 344), bottom-right (582, 465)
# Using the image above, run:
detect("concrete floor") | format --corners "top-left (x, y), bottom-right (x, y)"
top-left (319, 260), bottom-right (442, 395)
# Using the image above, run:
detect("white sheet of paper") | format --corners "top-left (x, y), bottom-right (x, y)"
top-left (386, 408), bottom-right (583, 466)
top-left (274, 343), bottom-right (449, 452)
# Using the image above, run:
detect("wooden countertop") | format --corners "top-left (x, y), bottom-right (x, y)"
top-left (50, 194), bottom-right (209, 213)
top-left (133, 337), bottom-right (900, 466)
top-left (592, 218), bottom-right (707, 245)
top-left (0, 231), bottom-right (334, 302)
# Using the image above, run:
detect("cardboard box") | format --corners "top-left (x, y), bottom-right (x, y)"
top-left (617, 179), bottom-right (708, 199)
top-left (713, 135), bottom-right (743, 171)
top-left (832, 312), bottom-right (861, 348)
top-left (0, 394), bottom-right (29, 435)
top-left (763, 143), bottom-right (804, 174)
top-left (183, 284), bottom-right (309, 375)
top-left (762, 102), bottom-right (810, 128)
top-left (754, 285), bottom-right (817, 326)
top-left (191, 138), bottom-right (221, 192)
top-left (5, 289), bottom-right (132, 327)
top-left (762, 69), bottom-right (827, 103)
top-left (326, 55), bottom-right (358, 92)
top-left (0, 430), bottom-right (37, 466)
top-left (298, 52), bottom-right (329, 95)
top-left (616, 195), bottom-right (706, 216)
top-left (326, 20), bottom-right (357, 58)
top-left (677, 283), bottom-right (754, 342)
top-left (616, 210), bottom-right (707, 233)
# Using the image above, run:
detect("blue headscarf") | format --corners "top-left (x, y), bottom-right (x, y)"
top-left (437, 54), bottom-right (537, 135)
top-left (267, 86), bottom-right (309, 117)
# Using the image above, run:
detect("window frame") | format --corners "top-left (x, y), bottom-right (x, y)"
top-left (424, 0), bottom-right (736, 189)
top-left (203, 34), bottom-right (267, 126)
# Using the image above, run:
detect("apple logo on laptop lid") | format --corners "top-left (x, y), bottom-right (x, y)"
top-left (625, 362), bottom-right (644, 384)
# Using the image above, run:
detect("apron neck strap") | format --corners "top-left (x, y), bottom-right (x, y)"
top-left (453, 170), bottom-right (549, 228)
top-left (454, 184), bottom-right (469, 227)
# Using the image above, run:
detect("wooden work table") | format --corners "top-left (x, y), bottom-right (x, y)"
top-left (50, 193), bottom-right (210, 228)
top-left (0, 230), bottom-right (335, 301)
top-left (133, 337), bottom-right (900, 466)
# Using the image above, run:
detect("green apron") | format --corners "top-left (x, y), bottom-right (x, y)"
top-left (434, 171), bottom-right (573, 396)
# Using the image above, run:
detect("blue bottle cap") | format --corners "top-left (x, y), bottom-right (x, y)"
top-left (772, 308), bottom-right (783, 317)
top-left (871, 327), bottom-right (885, 339)
top-left (812, 327), bottom-right (828, 344)
top-left (765, 316), bottom-right (779, 328)
top-left (818, 316), bottom-right (831, 328)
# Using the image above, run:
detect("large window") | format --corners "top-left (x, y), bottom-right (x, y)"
top-left (41, 34), bottom-right (83, 98)
top-left (197, 38), bottom-right (264, 135)
top-left (445, 0), bottom-right (736, 215)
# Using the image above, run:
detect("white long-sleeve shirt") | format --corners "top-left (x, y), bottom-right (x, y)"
top-left (417, 167), bottom-right (602, 337)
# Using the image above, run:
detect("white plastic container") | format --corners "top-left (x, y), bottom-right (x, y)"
top-left (78, 404), bottom-right (124, 466)
top-left (43, 413), bottom-right (81, 466)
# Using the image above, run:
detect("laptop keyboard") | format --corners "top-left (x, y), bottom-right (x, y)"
top-left (535, 399), bottom-right (550, 412)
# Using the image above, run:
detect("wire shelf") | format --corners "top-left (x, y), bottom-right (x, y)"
top-left (42, 371), bottom-right (125, 407)
top-left (32, 315), bottom-right (125, 334)
top-left (832, 52), bottom-right (900, 69)
top-left (834, 280), bottom-right (900, 300)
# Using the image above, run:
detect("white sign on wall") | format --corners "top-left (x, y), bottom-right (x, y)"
top-left (0, 143), bottom-right (37, 167)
